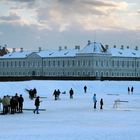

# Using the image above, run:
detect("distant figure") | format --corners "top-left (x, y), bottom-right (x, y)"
top-left (25, 88), bottom-right (36, 100)
top-left (100, 98), bottom-right (103, 109)
top-left (2, 96), bottom-right (8, 114)
top-left (33, 88), bottom-right (37, 98)
top-left (57, 89), bottom-right (61, 100)
top-left (93, 94), bottom-right (97, 109)
top-left (18, 94), bottom-right (24, 113)
top-left (84, 86), bottom-right (87, 93)
top-left (10, 96), bottom-right (16, 114)
top-left (53, 89), bottom-right (58, 100)
top-left (131, 86), bottom-right (134, 94)
top-left (0, 97), bottom-right (2, 110)
top-left (69, 88), bottom-right (74, 99)
top-left (128, 87), bottom-right (130, 94)
top-left (33, 96), bottom-right (41, 114)
top-left (15, 93), bottom-right (19, 112)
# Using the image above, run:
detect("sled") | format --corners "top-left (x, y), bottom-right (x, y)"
top-left (113, 99), bottom-right (128, 108)
top-left (23, 108), bottom-right (46, 111)
top-left (107, 94), bottom-right (119, 96)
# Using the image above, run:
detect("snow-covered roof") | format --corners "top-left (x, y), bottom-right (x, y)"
top-left (1, 51), bottom-right (34, 59)
top-left (37, 49), bottom-right (79, 58)
top-left (109, 48), bottom-right (140, 57)
top-left (0, 42), bottom-right (139, 59)
top-left (78, 41), bottom-right (107, 54)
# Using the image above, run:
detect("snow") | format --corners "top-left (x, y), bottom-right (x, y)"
top-left (2, 51), bottom-right (34, 58)
top-left (1, 42), bottom-right (140, 59)
top-left (0, 80), bottom-right (140, 140)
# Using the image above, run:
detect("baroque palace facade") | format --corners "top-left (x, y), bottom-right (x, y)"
top-left (0, 41), bottom-right (140, 78)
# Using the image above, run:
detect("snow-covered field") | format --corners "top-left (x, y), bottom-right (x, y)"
top-left (0, 80), bottom-right (140, 140)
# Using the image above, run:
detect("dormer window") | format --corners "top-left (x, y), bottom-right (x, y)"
top-left (132, 52), bottom-right (136, 55)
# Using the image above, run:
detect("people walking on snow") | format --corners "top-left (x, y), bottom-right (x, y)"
top-left (93, 94), bottom-right (97, 109)
top-left (34, 96), bottom-right (41, 114)
top-left (57, 89), bottom-right (61, 100)
top-left (100, 98), bottom-right (103, 109)
top-left (53, 89), bottom-right (58, 100)
top-left (84, 86), bottom-right (87, 93)
top-left (0, 97), bottom-right (2, 110)
top-left (128, 87), bottom-right (130, 94)
top-left (131, 86), bottom-right (134, 94)
top-left (69, 88), bottom-right (74, 99)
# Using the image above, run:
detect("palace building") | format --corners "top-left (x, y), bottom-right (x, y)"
top-left (0, 41), bottom-right (140, 79)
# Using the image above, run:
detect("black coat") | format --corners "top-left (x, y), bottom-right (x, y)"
top-left (35, 98), bottom-right (40, 107)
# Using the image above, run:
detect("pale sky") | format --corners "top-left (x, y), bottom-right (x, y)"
top-left (0, 0), bottom-right (139, 50)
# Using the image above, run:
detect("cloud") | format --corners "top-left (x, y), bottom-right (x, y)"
top-left (34, 0), bottom-right (130, 31)
top-left (1, 0), bottom-right (136, 31)
top-left (0, 13), bottom-right (20, 22)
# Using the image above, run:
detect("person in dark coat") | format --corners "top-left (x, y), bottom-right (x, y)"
top-left (53, 89), bottom-right (58, 100)
top-left (18, 94), bottom-right (24, 113)
top-left (33, 96), bottom-right (41, 114)
top-left (33, 88), bottom-right (37, 98)
top-left (15, 93), bottom-right (19, 112)
top-left (10, 96), bottom-right (16, 114)
top-left (69, 88), bottom-right (74, 99)
top-left (57, 89), bottom-right (61, 100)
top-left (100, 98), bottom-right (103, 109)
top-left (84, 86), bottom-right (87, 93)
top-left (131, 86), bottom-right (134, 94)
top-left (128, 87), bottom-right (130, 94)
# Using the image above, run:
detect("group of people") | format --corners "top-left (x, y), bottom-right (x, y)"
top-left (128, 86), bottom-right (134, 94)
top-left (0, 86), bottom-right (105, 115)
top-left (93, 94), bottom-right (104, 110)
top-left (53, 89), bottom-right (61, 100)
top-left (0, 93), bottom-right (24, 115)
top-left (53, 88), bottom-right (74, 100)
top-left (25, 88), bottom-right (37, 100)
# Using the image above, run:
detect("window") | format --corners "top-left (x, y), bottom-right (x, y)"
top-left (48, 61), bottom-right (51, 67)
top-left (78, 60), bottom-right (80, 66)
top-left (72, 60), bottom-right (74, 66)
top-left (112, 60), bottom-right (114, 67)
top-left (23, 61), bottom-right (25, 67)
top-left (53, 61), bottom-right (55, 67)
top-left (88, 60), bottom-right (91, 66)
top-left (117, 60), bottom-right (119, 67)
top-left (44, 61), bottom-right (46, 66)
top-left (19, 61), bottom-right (21, 67)
top-left (11, 62), bottom-right (13, 67)
top-left (58, 61), bottom-right (60, 66)
top-left (7, 61), bottom-right (9, 67)
top-left (62, 61), bottom-right (65, 67)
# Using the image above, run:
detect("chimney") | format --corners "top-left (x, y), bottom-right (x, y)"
top-left (121, 45), bottom-right (124, 49)
top-left (20, 48), bottom-right (23, 52)
top-left (135, 46), bottom-right (138, 50)
top-left (75, 45), bottom-right (80, 50)
top-left (12, 48), bottom-right (16, 53)
top-left (127, 46), bottom-right (129, 49)
top-left (105, 45), bottom-right (109, 50)
top-left (87, 40), bottom-right (91, 45)
top-left (59, 46), bottom-right (62, 51)
top-left (64, 46), bottom-right (67, 50)
top-left (39, 47), bottom-right (42, 52)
